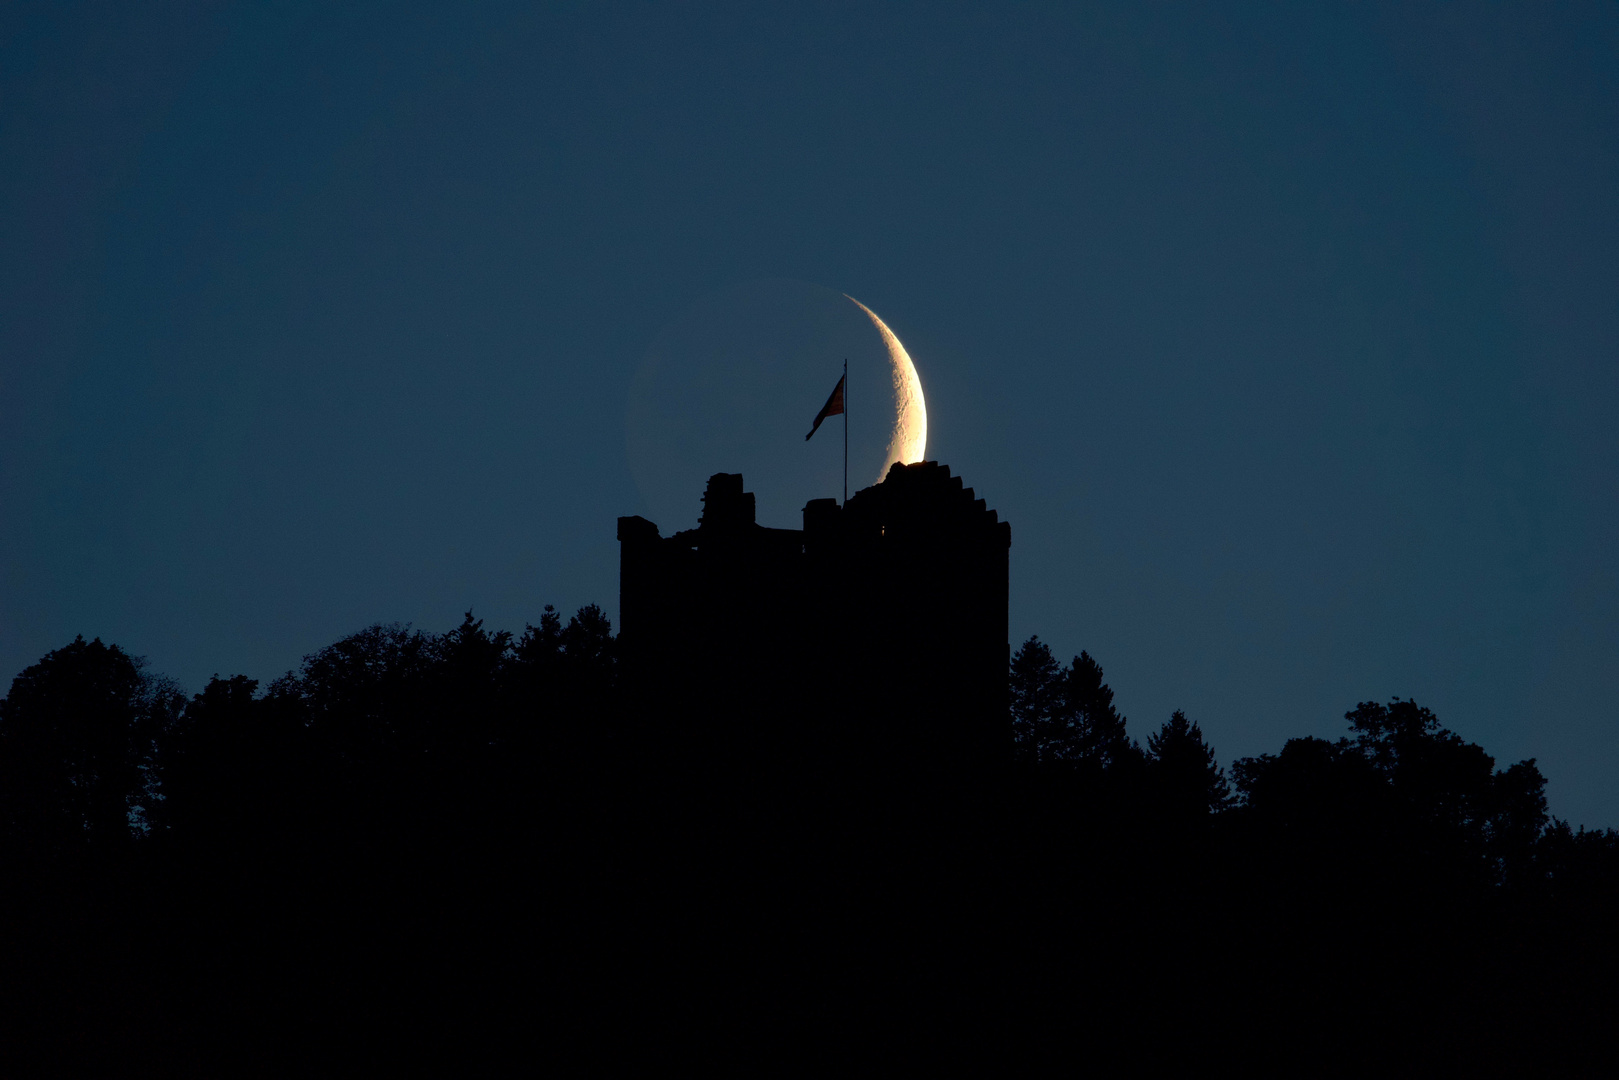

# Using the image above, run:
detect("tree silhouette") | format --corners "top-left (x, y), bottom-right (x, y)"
top-left (1346, 698), bottom-right (1548, 884)
top-left (1228, 700), bottom-right (1559, 896)
top-left (2, 615), bottom-right (1616, 1070)
top-left (1146, 709), bottom-right (1232, 821)
top-left (1059, 650), bottom-right (1135, 770)
top-left (513, 605), bottom-right (565, 680)
top-left (295, 622), bottom-right (436, 766)
top-left (160, 674), bottom-right (269, 852)
top-left (1010, 635), bottom-right (1062, 766)
top-left (0, 636), bottom-right (182, 849)
top-left (1487, 758), bottom-right (1550, 887)
top-left (433, 610), bottom-right (512, 756)
top-left (1010, 639), bottom-right (1134, 770)
top-left (561, 603), bottom-right (615, 674)
top-left (1230, 734), bottom-right (1389, 882)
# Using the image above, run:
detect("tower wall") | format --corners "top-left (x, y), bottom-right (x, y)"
top-left (618, 463), bottom-right (1010, 802)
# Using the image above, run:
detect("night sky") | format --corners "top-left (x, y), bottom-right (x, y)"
top-left (4, 3), bottom-right (1616, 826)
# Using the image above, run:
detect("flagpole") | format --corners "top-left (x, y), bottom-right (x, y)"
top-left (843, 358), bottom-right (848, 505)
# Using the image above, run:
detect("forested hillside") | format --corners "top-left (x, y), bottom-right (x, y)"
top-left (3, 613), bottom-right (1615, 1069)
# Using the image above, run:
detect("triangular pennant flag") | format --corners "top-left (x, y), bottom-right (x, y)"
top-left (806, 374), bottom-right (845, 441)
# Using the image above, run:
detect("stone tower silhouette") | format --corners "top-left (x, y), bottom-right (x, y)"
top-left (617, 462), bottom-right (1010, 800)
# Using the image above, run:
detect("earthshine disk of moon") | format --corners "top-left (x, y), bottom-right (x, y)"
top-left (845, 294), bottom-right (928, 482)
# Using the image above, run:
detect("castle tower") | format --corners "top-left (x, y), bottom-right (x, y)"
top-left (617, 462), bottom-right (1010, 797)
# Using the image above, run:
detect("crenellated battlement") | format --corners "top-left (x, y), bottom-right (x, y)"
top-left (617, 463), bottom-right (1011, 801)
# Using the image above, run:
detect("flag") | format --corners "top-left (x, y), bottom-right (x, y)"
top-left (805, 374), bottom-right (845, 441)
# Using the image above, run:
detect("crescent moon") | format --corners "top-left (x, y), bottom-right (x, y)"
top-left (845, 295), bottom-right (927, 482)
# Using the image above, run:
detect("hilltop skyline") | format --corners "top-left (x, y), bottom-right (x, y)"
top-left (3, 3), bottom-right (1617, 825)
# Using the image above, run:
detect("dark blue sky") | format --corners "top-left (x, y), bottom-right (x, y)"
top-left (4, 3), bottom-right (1616, 825)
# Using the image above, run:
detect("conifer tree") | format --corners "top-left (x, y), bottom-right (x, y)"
top-left (1146, 710), bottom-right (1232, 818)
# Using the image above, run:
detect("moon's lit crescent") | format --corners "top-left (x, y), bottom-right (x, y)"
top-left (845, 295), bottom-right (927, 482)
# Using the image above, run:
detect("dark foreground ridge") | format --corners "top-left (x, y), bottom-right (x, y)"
top-left (2, 463), bottom-right (1616, 1069)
